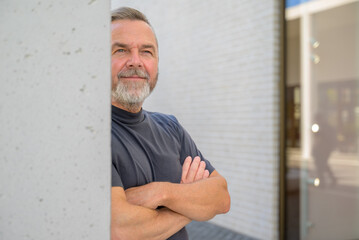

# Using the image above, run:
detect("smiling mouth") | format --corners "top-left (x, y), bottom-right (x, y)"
top-left (120, 75), bottom-right (147, 80)
top-left (117, 68), bottom-right (150, 81)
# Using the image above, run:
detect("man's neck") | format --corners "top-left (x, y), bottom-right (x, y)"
top-left (112, 101), bottom-right (142, 113)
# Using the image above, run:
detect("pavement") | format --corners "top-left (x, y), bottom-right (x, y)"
top-left (186, 221), bottom-right (257, 240)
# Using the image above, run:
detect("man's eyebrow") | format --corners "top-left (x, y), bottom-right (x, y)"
top-left (141, 44), bottom-right (156, 50)
top-left (111, 43), bottom-right (127, 49)
top-left (111, 43), bottom-right (157, 52)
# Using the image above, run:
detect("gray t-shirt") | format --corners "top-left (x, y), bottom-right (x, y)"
top-left (111, 106), bottom-right (214, 240)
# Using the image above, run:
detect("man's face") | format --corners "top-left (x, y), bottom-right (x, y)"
top-left (111, 20), bottom-right (159, 108)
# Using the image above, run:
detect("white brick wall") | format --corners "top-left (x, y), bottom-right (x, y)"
top-left (111, 1), bottom-right (281, 239)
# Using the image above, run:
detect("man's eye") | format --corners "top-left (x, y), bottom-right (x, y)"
top-left (112, 49), bottom-right (125, 55)
top-left (143, 50), bottom-right (153, 55)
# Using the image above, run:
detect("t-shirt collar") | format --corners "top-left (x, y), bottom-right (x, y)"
top-left (111, 105), bottom-right (145, 124)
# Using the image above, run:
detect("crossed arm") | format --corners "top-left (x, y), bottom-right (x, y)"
top-left (111, 156), bottom-right (231, 240)
top-left (111, 187), bottom-right (191, 240)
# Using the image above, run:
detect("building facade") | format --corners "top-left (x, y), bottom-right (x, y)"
top-left (285, 0), bottom-right (359, 239)
top-left (1, 0), bottom-right (357, 239)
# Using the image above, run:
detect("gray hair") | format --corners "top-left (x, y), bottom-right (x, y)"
top-left (111, 7), bottom-right (151, 26)
top-left (111, 7), bottom-right (158, 49)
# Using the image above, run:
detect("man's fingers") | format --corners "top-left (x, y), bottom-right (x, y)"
top-left (203, 170), bottom-right (210, 179)
top-left (181, 156), bottom-right (192, 183)
top-left (194, 161), bottom-right (206, 181)
top-left (181, 156), bottom-right (209, 184)
top-left (186, 156), bottom-right (201, 182)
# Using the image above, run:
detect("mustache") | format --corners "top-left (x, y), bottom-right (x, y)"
top-left (117, 68), bottom-right (150, 80)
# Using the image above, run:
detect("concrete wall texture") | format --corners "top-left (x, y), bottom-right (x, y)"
top-left (112, 1), bottom-right (282, 239)
top-left (0, 1), bottom-right (111, 239)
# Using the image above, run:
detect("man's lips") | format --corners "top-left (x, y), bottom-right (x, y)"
top-left (120, 75), bottom-right (146, 80)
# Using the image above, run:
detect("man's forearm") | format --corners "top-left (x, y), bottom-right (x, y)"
top-left (161, 172), bottom-right (230, 221)
top-left (125, 159), bottom-right (231, 222)
top-left (112, 188), bottom-right (190, 240)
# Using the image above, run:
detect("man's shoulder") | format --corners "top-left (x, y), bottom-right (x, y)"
top-left (144, 110), bottom-right (179, 125)
top-left (143, 110), bottom-right (186, 136)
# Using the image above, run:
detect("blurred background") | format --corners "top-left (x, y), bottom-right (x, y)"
top-left (1, 0), bottom-right (358, 239)
top-left (285, 0), bottom-right (359, 240)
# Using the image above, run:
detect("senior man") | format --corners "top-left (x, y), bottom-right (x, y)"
top-left (111, 7), bottom-right (230, 240)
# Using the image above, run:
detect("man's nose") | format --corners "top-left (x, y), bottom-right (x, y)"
top-left (126, 51), bottom-right (143, 68)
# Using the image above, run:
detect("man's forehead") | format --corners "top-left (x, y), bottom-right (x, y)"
top-left (111, 20), bottom-right (155, 38)
top-left (111, 20), bottom-right (158, 50)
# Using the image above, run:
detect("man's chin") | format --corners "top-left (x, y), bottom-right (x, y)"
top-left (115, 93), bottom-right (148, 105)
top-left (112, 82), bottom-right (151, 107)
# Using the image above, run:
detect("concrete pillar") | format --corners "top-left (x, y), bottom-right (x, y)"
top-left (0, 1), bottom-right (111, 239)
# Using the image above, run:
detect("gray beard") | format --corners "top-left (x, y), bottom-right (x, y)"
top-left (112, 80), bottom-right (150, 111)
top-left (112, 68), bottom-right (151, 112)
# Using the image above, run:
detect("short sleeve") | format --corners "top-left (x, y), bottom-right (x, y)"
top-left (112, 163), bottom-right (124, 187)
top-left (171, 116), bottom-right (215, 174)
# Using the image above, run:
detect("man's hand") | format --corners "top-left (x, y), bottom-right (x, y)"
top-left (181, 156), bottom-right (210, 184)
top-left (126, 156), bottom-right (210, 208)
